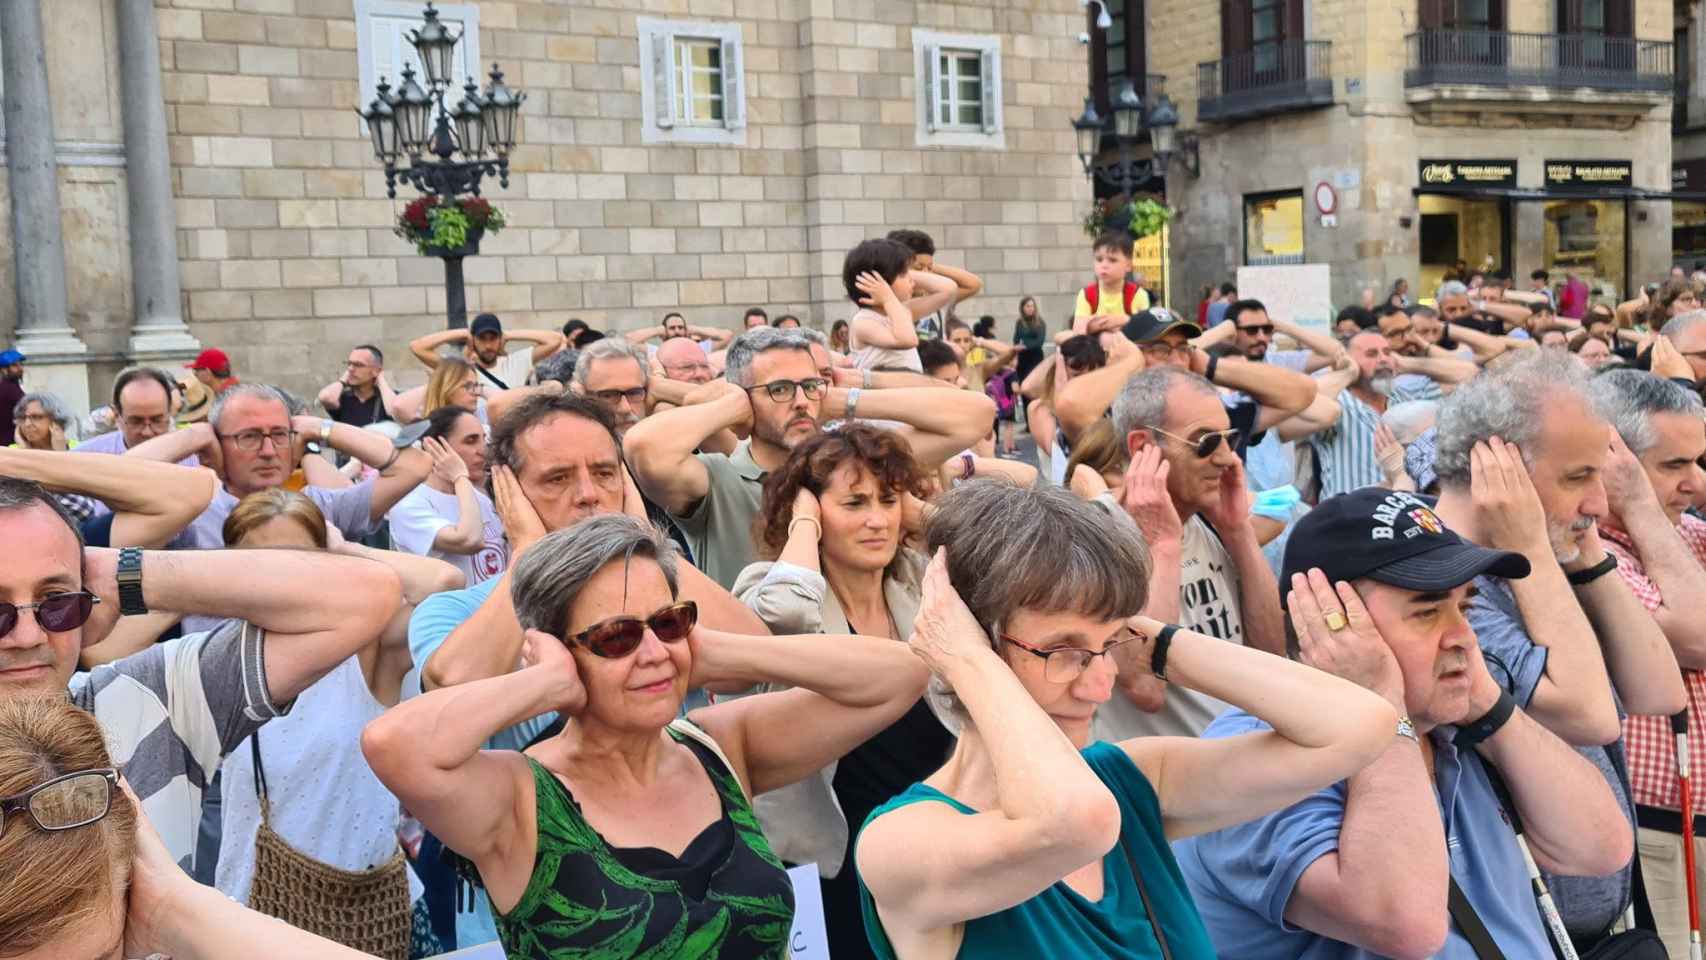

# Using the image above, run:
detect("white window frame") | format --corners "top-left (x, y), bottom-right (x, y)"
top-left (913, 29), bottom-right (1004, 150)
top-left (355, 0), bottom-right (481, 109)
top-left (638, 17), bottom-right (747, 146)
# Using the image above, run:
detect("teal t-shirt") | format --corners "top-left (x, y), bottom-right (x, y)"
top-left (855, 741), bottom-right (1217, 959)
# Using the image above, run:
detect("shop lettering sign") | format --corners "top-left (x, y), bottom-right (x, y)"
top-left (1544, 160), bottom-right (1633, 192)
top-left (1418, 159), bottom-right (1517, 189)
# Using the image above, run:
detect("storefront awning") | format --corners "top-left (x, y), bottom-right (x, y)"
top-left (1411, 186), bottom-right (1648, 201)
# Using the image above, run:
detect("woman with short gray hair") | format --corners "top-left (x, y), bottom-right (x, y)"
top-left (365, 513), bottom-right (928, 960)
top-left (854, 480), bottom-right (1397, 959)
top-left (10, 391), bottom-right (78, 451)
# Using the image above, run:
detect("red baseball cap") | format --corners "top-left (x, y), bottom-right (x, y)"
top-left (186, 348), bottom-right (231, 373)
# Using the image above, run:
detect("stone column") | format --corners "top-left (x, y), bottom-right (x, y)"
top-left (2, 0), bottom-right (89, 412)
top-left (116, 0), bottom-right (199, 363)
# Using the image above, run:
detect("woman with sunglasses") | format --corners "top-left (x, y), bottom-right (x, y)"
top-left (365, 513), bottom-right (929, 960)
top-left (853, 481), bottom-right (1397, 960)
top-left (732, 424), bottom-right (945, 959)
top-left (0, 695), bottom-right (387, 960)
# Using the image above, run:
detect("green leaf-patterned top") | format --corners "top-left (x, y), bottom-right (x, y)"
top-left (487, 721), bottom-right (796, 959)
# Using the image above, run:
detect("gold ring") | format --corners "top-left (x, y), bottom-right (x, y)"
top-left (1324, 610), bottom-right (1349, 632)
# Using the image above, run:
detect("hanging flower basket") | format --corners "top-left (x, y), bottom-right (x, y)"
top-left (1082, 196), bottom-right (1173, 240)
top-left (396, 195), bottom-right (506, 256)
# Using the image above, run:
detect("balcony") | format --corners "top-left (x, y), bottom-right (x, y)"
top-left (1197, 41), bottom-right (1333, 124)
top-left (1404, 30), bottom-right (1672, 94)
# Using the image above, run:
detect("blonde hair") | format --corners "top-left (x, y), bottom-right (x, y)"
top-left (1065, 418), bottom-right (1129, 484)
top-left (0, 696), bottom-right (138, 956)
top-left (424, 357), bottom-right (477, 416)
top-left (222, 488), bottom-right (329, 549)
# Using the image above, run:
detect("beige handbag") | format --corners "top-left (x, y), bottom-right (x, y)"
top-left (245, 735), bottom-right (412, 960)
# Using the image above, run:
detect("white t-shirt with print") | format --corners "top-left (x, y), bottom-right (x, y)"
top-left (386, 483), bottom-right (509, 584)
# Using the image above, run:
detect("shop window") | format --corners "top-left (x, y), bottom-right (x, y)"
top-left (1244, 191), bottom-right (1305, 264)
top-left (1544, 199), bottom-right (1627, 301)
top-left (1675, 202), bottom-right (1706, 267)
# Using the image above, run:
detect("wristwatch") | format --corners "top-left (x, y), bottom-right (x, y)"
top-left (845, 387), bottom-right (862, 423)
top-left (1396, 716), bottom-right (1419, 744)
top-left (318, 418), bottom-right (334, 447)
top-left (117, 547), bottom-right (148, 616)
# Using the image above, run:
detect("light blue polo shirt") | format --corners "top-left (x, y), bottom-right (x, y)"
top-left (407, 575), bottom-right (558, 951)
top-left (1172, 709), bottom-right (1553, 959)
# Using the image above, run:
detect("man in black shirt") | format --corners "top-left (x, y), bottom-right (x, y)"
top-left (316, 344), bottom-right (396, 428)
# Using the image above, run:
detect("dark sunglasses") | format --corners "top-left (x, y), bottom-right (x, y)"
top-left (1152, 426), bottom-right (1241, 458)
top-left (1237, 324), bottom-right (1275, 336)
top-left (0, 768), bottom-right (120, 839)
top-left (564, 600), bottom-right (698, 659)
top-left (0, 592), bottom-right (100, 639)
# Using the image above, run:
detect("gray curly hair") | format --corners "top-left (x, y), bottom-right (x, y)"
top-left (723, 327), bottom-right (814, 388)
top-left (1434, 349), bottom-right (1596, 489)
top-left (12, 392), bottom-right (78, 439)
top-left (1588, 368), bottom-right (1705, 455)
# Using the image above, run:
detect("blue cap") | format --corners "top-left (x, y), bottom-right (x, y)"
top-left (0, 349), bottom-right (24, 366)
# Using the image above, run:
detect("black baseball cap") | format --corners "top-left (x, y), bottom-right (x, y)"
top-left (1122, 307), bottom-right (1201, 344)
top-left (470, 313), bottom-right (503, 336)
top-left (1280, 488), bottom-right (1529, 601)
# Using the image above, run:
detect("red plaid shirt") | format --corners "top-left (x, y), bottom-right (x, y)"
top-left (1607, 515), bottom-right (1706, 815)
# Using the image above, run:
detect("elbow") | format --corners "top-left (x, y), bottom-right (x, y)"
top-left (360, 714), bottom-right (407, 783)
top-left (1365, 909), bottom-right (1450, 960)
top-left (1038, 787), bottom-right (1122, 865)
top-left (354, 567), bottom-right (405, 638)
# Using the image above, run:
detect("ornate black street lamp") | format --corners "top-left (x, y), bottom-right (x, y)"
top-left (356, 2), bottom-right (526, 329)
top-left (1072, 79), bottom-right (1195, 197)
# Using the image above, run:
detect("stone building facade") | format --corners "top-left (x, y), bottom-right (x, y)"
top-left (1137, 0), bottom-right (1676, 313)
top-left (2, 0), bottom-right (1097, 404)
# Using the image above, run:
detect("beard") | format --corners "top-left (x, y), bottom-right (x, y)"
top-left (1369, 373), bottom-right (1395, 396)
top-left (1548, 516), bottom-right (1595, 565)
top-left (1244, 344), bottom-right (1268, 361)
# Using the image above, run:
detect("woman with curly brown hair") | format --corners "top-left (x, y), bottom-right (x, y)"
top-left (732, 422), bottom-right (954, 960)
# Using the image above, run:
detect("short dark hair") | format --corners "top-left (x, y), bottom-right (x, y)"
top-left (1531, 269), bottom-right (1550, 281)
top-left (744, 307), bottom-right (769, 323)
top-left (1335, 305), bottom-right (1376, 329)
top-left (423, 404), bottom-right (478, 442)
top-left (885, 229), bottom-right (935, 258)
top-left (1374, 303), bottom-right (1407, 321)
top-left (917, 339), bottom-right (961, 373)
top-left (111, 366), bottom-right (176, 413)
top-left (1529, 302), bottom-right (1555, 316)
top-left (488, 393), bottom-right (619, 480)
top-left (354, 343), bottom-right (384, 365)
top-left (662, 312), bottom-right (685, 325)
top-left (1092, 231), bottom-right (1133, 258)
top-left (0, 477), bottom-right (84, 553)
top-left (842, 238), bottom-right (913, 304)
top-left (1218, 282), bottom-right (1238, 296)
top-left (1225, 299), bottom-right (1268, 328)
top-left (944, 318), bottom-right (971, 336)
top-left (1059, 334), bottom-right (1108, 372)
top-left (772, 313), bottom-right (799, 327)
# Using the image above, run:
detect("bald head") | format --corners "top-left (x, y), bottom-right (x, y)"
top-left (656, 337), bottom-right (713, 384)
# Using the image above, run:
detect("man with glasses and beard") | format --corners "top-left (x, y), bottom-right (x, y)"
top-left (1430, 350), bottom-right (1687, 951)
top-left (1091, 365), bottom-right (1290, 740)
top-left (625, 327), bottom-right (995, 589)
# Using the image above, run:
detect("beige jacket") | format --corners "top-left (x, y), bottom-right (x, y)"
top-left (729, 548), bottom-right (955, 877)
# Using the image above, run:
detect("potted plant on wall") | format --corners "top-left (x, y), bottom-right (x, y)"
top-left (396, 195), bottom-right (507, 257)
top-left (1083, 195), bottom-right (1172, 240)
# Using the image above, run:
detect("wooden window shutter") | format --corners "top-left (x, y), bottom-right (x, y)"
top-left (1605, 0), bottom-right (1632, 37)
top-left (652, 30), bottom-right (677, 129)
top-left (720, 34), bottom-right (745, 129)
top-left (1221, 0), bottom-right (1253, 55)
top-left (979, 50), bottom-right (998, 133)
top-left (925, 44), bottom-right (942, 131)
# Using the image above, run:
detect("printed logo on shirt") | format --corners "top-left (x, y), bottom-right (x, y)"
top-left (473, 538), bottom-right (509, 583)
top-left (1183, 561), bottom-right (1239, 641)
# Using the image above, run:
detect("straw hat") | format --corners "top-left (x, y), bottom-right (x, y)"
top-left (175, 374), bottom-right (213, 423)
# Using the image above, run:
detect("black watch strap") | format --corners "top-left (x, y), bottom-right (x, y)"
top-left (1454, 689), bottom-right (1517, 748)
top-left (117, 547), bottom-right (148, 616)
top-left (1566, 553), bottom-right (1618, 586)
top-left (1151, 624), bottom-right (1180, 681)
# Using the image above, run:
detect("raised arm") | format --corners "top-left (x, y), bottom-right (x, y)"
top-left (1202, 354), bottom-right (1317, 431)
top-left (83, 545), bottom-right (402, 705)
top-left (375, 371), bottom-right (403, 421)
top-left (1273, 318), bottom-right (1348, 365)
top-left (903, 269), bottom-right (959, 321)
top-left (691, 324), bottom-right (734, 347)
top-left (0, 447), bottom-right (218, 549)
top-left (504, 328), bottom-right (568, 363)
top-left (853, 552), bottom-right (1121, 940)
top-left (624, 325), bottom-right (667, 344)
top-left (315, 379), bottom-right (344, 412)
top-left (823, 382), bottom-right (996, 468)
top-left (409, 329), bottom-right (467, 369)
top-left (1121, 586), bottom-right (1396, 841)
top-left (852, 272), bottom-right (922, 350)
top-left (1441, 321), bottom-right (1514, 364)
top-left (294, 415), bottom-right (431, 523)
top-left (421, 437), bottom-right (486, 555)
top-left (932, 262), bottom-right (983, 305)
top-left (1202, 460), bottom-right (1287, 656)
top-left (623, 381), bottom-right (749, 516)
top-left (1055, 338), bottom-right (1145, 441)
top-left (1394, 352), bottom-right (1479, 387)
top-left (974, 338), bottom-right (1019, 378)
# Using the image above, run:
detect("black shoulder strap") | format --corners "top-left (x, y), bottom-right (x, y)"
top-left (1114, 828), bottom-right (1173, 960)
top-left (1448, 874), bottom-right (1508, 960)
top-left (475, 363), bottom-right (510, 391)
top-left (1600, 738), bottom-right (1658, 933)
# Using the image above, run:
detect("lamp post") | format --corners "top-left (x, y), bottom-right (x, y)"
top-left (356, 2), bottom-right (525, 329)
top-left (1071, 80), bottom-right (1190, 199)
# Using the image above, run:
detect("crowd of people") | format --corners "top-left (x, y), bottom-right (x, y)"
top-left (7, 225), bottom-right (1706, 960)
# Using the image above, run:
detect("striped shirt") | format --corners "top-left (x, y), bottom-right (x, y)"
top-left (1308, 381), bottom-right (1436, 499)
top-left (68, 618), bottom-right (284, 870)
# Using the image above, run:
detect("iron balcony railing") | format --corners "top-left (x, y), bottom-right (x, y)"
top-left (1198, 40), bottom-right (1333, 123)
top-left (1404, 29), bottom-right (1672, 94)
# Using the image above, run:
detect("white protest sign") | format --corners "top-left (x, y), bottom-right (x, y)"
top-left (787, 862), bottom-right (832, 959)
top-left (1236, 263), bottom-right (1334, 333)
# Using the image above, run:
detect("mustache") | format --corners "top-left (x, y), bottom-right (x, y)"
top-left (1570, 517), bottom-right (1595, 532)
top-left (1437, 653), bottom-right (1468, 676)
top-left (0, 652), bottom-right (56, 673)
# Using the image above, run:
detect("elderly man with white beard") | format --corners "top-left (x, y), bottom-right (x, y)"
top-left (1303, 331), bottom-right (1444, 499)
top-left (1429, 349), bottom-right (1687, 952)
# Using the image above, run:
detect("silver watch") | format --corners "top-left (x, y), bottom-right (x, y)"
top-left (1396, 716), bottom-right (1419, 743)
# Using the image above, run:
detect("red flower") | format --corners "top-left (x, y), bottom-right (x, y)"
top-left (401, 196), bottom-right (437, 232)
